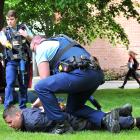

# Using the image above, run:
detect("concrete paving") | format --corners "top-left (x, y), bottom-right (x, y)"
top-left (32, 77), bottom-right (140, 89)
top-left (98, 81), bottom-right (140, 89)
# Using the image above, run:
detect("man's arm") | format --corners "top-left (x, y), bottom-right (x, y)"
top-left (31, 61), bottom-right (50, 108)
top-left (38, 61), bottom-right (50, 79)
top-left (0, 31), bottom-right (12, 49)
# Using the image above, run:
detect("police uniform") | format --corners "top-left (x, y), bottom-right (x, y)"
top-left (34, 35), bottom-right (104, 122)
top-left (0, 24), bottom-right (33, 109)
top-left (20, 106), bottom-right (134, 132)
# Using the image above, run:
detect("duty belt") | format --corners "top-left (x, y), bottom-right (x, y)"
top-left (58, 55), bottom-right (101, 72)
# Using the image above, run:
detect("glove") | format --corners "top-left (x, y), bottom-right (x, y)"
top-left (5, 41), bottom-right (12, 49)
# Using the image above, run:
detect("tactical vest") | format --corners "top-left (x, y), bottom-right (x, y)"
top-left (48, 35), bottom-right (90, 73)
top-left (4, 24), bottom-right (31, 61)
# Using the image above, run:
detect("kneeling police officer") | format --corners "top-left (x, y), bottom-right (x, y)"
top-left (30, 34), bottom-right (105, 134)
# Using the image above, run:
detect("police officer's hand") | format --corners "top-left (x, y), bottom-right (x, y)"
top-left (0, 39), bottom-right (12, 49)
top-left (31, 98), bottom-right (42, 108)
top-left (5, 41), bottom-right (12, 49)
top-left (39, 106), bottom-right (45, 112)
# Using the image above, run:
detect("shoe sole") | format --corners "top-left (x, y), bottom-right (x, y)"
top-left (51, 123), bottom-right (74, 134)
top-left (109, 109), bottom-right (120, 133)
top-left (118, 104), bottom-right (132, 116)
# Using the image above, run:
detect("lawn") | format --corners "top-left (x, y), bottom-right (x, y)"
top-left (0, 88), bottom-right (140, 140)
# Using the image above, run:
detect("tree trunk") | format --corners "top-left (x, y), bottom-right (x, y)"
top-left (0, 0), bottom-right (4, 30)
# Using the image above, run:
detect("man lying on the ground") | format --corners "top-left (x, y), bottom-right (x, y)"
top-left (3, 104), bottom-right (140, 134)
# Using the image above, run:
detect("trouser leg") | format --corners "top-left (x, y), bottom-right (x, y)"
top-left (66, 69), bottom-right (104, 114)
top-left (18, 60), bottom-right (29, 109)
top-left (74, 105), bottom-right (105, 129)
top-left (66, 90), bottom-right (96, 114)
top-left (4, 61), bottom-right (17, 109)
top-left (18, 71), bottom-right (28, 109)
top-left (68, 108), bottom-right (135, 131)
top-left (122, 70), bottom-right (131, 86)
top-left (132, 71), bottom-right (140, 85)
top-left (119, 116), bottom-right (134, 130)
top-left (35, 73), bottom-right (71, 121)
top-left (35, 69), bottom-right (104, 121)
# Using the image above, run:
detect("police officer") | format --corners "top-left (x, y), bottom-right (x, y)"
top-left (30, 35), bottom-right (104, 133)
top-left (0, 10), bottom-right (33, 109)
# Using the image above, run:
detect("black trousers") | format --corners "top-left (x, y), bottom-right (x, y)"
top-left (67, 113), bottom-right (134, 131)
top-left (122, 69), bottom-right (140, 86)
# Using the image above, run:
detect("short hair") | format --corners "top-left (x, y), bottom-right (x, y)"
top-left (3, 105), bottom-right (21, 119)
top-left (30, 35), bottom-right (46, 47)
top-left (6, 10), bottom-right (18, 18)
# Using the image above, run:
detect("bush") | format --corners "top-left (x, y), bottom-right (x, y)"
top-left (103, 69), bottom-right (126, 81)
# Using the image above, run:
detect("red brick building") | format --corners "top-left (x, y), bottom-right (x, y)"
top-left (86, 16), bottom-right (140, 73)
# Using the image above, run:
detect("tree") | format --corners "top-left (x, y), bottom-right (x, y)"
top-left (4, 0), bottom-right (140, 48)
top-left (0, 0), bottom-right (5, 30)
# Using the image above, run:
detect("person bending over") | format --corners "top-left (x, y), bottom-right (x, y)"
top-left (30, 34), bottom-right (104, 133)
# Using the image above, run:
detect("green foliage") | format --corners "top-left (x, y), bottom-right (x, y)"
top-left (104, 69), bottom-right (125, 81)
top-left (4, 0), bottom-right (140, 47)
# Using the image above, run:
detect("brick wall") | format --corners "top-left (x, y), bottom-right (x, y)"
top-left (85, 17), bottom-right (140, 72)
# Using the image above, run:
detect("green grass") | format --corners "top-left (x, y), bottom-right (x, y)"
top-left (0, 89), bottom-right (140, 140)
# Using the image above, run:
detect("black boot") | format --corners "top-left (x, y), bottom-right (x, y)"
top-left (117, 103), bottom-right (132, 117)
top-left (135, 117), bottom-right (140, 129)
top-left (51, 120), bottom-right (74, 134)
top-left (102, 109), bottom-right (120, 133)
top-left (119, 86), bottom-right (124, 89)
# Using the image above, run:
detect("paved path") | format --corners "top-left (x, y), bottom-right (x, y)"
top-left (98, 81), bottom-right (140, 89)
top-left (32, 77), bottom-right (140, 89)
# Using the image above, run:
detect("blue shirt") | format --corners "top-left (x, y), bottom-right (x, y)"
top-left (35, 40), bottom-right (59, 65)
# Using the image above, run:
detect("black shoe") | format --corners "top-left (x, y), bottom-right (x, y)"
top-left (136, 117), bottom-right (140, 129)
top-left (117, 103), bottom-right (132, 117)
top-left (51, 120), bottom-right (74, 134)
top-left (119, 86), bottom-right (124, 89)
top-left (102, 109), bottom-right (120, 133)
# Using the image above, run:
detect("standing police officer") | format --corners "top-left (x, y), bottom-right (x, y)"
top-left (30, 35), bottom-right (105, 134)
top-left (0, 10), bottom-right (33, 109)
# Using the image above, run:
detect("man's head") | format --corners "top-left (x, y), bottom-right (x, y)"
top-left (30, 35), bottom-right (46, 52)
top-left (3, 105), bottom-right (23, 130)
top-left (6, 10), bottom-right (18, 28)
